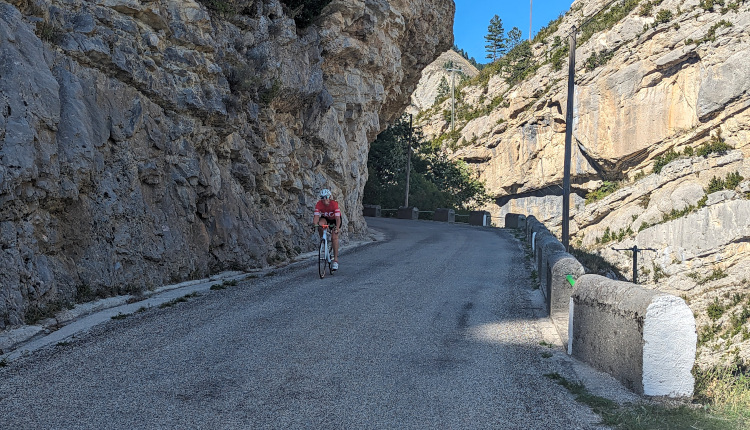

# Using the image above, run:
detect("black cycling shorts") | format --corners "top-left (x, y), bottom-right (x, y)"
top-left (320, 218), bottom-right (337, 229)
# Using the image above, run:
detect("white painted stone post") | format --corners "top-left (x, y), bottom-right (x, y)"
top-left (569, 274), bottom-right (697, 398)
top-left (642, 295), bottom-right (697, 397)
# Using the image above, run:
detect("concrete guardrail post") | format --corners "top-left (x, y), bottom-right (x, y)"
top-left (530, 225), bottom-right (551, 272)
top-left (504, 213), bottom-right (527, 229)
top-left (363, 205), bottom-right (381, 217)
top-left (397, 206), bottom-right (419, 220)
top-left (525, 215), bottom-right (539, 244)
top-left (569, 274), bottom-right (696, 398)
top-left (536, 233), bottom-right (565, 303)
top-left (529, 219), bottom-right (547, 255)
top-left (546, 252), bottom-right (584, 347)
top-left (434, 208), bottom-right (455, 223)
top-left (469, 210), bottom-right (491, 226)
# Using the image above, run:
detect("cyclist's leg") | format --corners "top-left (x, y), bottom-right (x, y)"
top-left (317, 218), bottom-right (329, 238)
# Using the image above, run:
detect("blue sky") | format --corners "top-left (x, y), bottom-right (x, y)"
top-left (453, 0), bottom-right (574, 64)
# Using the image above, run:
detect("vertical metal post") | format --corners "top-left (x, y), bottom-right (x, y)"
top-left (529, 0), bottom-right (533, 42)
top-left (404, 114), bottom-right (412, 208)
top-left (451, 71), bottom-right (456, 133)
top-left (613, 245), bottom-right (656, 284)
top-left (562, 27), bottom-right (576, 252)
top-left (446, 68), bottom-right (462, 133)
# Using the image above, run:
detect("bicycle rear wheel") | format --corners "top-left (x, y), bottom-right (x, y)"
top-left (318, 239), bottom-right (327, 278)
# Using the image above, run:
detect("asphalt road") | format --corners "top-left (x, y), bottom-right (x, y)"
top-left (0, 218), bottom-right (611, 429)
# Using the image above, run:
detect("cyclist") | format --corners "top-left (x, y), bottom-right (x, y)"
top-left (313, 189), bottom-right (341, 271)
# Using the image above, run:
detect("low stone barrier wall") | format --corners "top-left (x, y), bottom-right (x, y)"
top-left (469, 210), bottom-right (491, 226)
top-left (397, 206), bottom-right (419, 220)
top-left (569, 274), bottom-right (696, 398)
top-left (506, 213), bottom-right (696, 398)
top-left (504, 213), bottom-right (526, 229)
top-left (434, 208), bottom-right (455, 223)
top-left (363, 205), bottom-right (381, 217)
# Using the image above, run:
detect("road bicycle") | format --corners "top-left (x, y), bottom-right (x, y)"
top-left (318, 224), bottom-right (334, 278)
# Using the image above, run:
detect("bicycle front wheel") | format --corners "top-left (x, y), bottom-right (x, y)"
top-left (328, 242), bottom-right (334, 275)
top-left (318, 239), bottom-right (327, 278)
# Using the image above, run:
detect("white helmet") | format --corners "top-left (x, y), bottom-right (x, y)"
top-left (319, 188), bottom-right (332, 199)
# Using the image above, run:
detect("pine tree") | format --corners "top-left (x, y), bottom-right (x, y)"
top-left (484, 15), bottom-right (506, 62)
top-left (504, 40), bottom-right (535, 86)
top-left (434, 76), bottom-right (450, 105)
top-left (506, 27), bottom-right (523, 52)
top-left (453, 44), bottom-right (482, 69)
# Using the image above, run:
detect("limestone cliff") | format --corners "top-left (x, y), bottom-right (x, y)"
top-left (405, 49), bottom-right (479, 115)
top-left (415, 0), bottom-right (750, 367)
top-left (0, 0), bottom-right (454, 329)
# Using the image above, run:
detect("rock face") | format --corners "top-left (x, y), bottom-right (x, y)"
top-left (406, 49), bottom-right (479, 115)
top-left (413, 0), bottom-right (750, 367)
top-left (419, 0), bottom-right (750, 207)
top-left (0, 0), bottom-right (453, 329)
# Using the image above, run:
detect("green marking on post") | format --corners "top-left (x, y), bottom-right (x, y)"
top-left (566, 275), bottom-right (575, 287)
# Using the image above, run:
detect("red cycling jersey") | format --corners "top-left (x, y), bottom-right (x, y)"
top-left (314, 200), bottom-right (341, 220)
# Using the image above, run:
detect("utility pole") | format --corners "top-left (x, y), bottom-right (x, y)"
top-left (562, 27), bottom-right (576, 252)
top-left (446, 68), bottom-right (462, 133)
top-left (529, 0), bottom-right (533, 42)
top-left (404, 114), bottom-right (413, 207)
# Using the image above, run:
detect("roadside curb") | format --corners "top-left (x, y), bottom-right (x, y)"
top-left (0, 227), bottom-right (384, 364)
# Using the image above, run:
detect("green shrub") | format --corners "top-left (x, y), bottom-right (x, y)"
top-left (460, 96), bottom-right (504, 122)
top-left (653, 263), bottom-right (668, 282)
top-left (696, 20), bottom-right (733, 44)
top-left (638, 0), bottom-right (665, 16)
top-left (706, 172), bottom-right (744, 194)
top-left (705, 268), bottom-right (728, 283)
top-left (725, 0), bottom-right (744, 13)
top-left (662, 204), bottom-right (696, 223)
top-left (259, 79), bottom-right (281, 105)
top-left (699, 0), bottom-right (719, 11)
top-left (533, 14), bottom-right (564, 44)
top-left (728, 305), bottom-right (750, 337)
top-left (197, 0), bottom-right (238, 16)
top-left (707, 176), bottom-right (727, 194)
top-left (585, 181), bottom-right (619, 203)
top-left (584, 50), bottom-right (615, 71)
top-left (698, 323), bottom-right (719, 344)
top-left (579, 0), bottom-right (640, 45)
top-left (639, 2), bottom-right (655, 16)
top-left (280, 0), bottom-right (333, 28)
top-left (726, 171), bottom-right (744, 189)
top-left (550, 45), bottom-right (569, 71)
top-left (35, 21), bottom-right (64, 44)
top-left (595, 226), bottom-right (633, 245)
top-left (653, 149), bottom-right (680, 174)
top-left (654, 9), bottom-right (673, 24)
top-left (708, 297), bottom-right (726, 321)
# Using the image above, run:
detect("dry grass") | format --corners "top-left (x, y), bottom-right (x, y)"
top-left (695, 365), bottom-right (750, 426)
